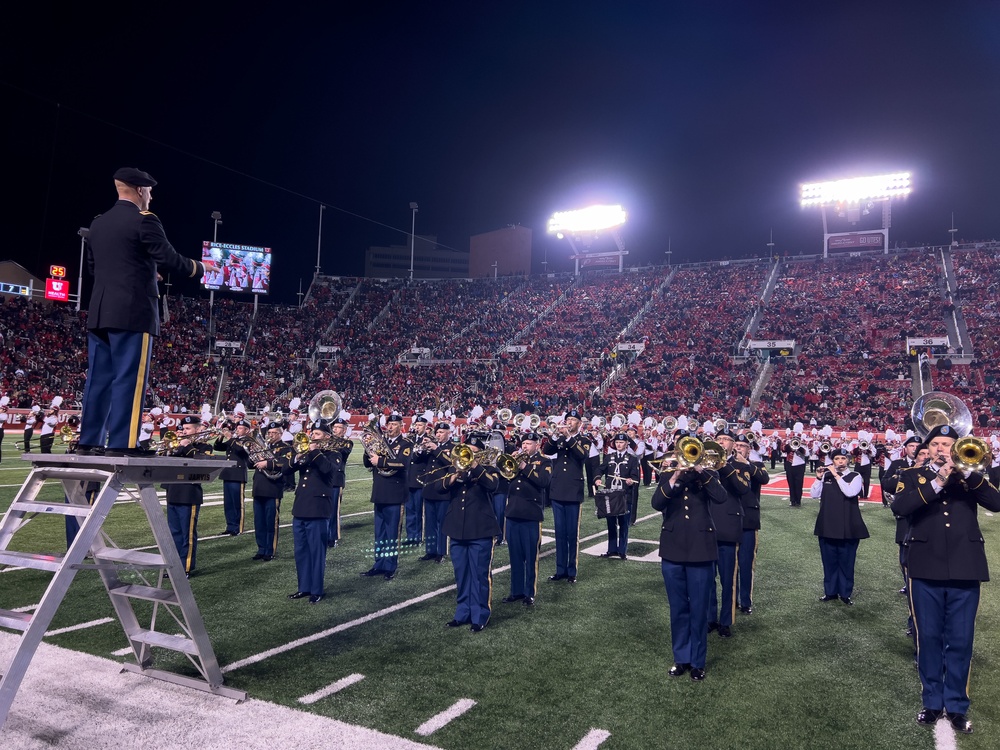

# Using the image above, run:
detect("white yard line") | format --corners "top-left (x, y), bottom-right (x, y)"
top-left (414, 698), bottom-right (476, 736)
top-left (572, 728), bottom-right (612, 750)
top-left (297, 673), bottom-right (366, 705)
top-left (44, 617), bottom-right (116, 636)
top-left (934, 716), bottom-right (958, 750)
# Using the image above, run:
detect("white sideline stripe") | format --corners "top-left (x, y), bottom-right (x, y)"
top-left (297, 673), bottom-right (365, 704)
top-left (414, 698), bottom-right (476, 736)
top-left (222, 515), bottom-right (659, 673)
top-left (12, 603), bottom-right (37, 613)
top-left (573, 728), bottom-right (612, 750)
top-left (111, 646), bottom-right (133, 657)
top-left (45, 617), bottom-right (115, 636)
top-left (934, 717), bottom-right (958, 750)
top-left (0, 567), bottom-right (27, 574)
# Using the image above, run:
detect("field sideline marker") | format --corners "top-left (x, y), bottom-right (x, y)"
top-left (298, 673), bottom-right (366, 705)
top-left (414, 698), bottom-right (476, 736)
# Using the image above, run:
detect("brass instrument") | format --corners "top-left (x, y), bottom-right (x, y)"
top-left (661, 416), bottom-right (677, 432)
top-left (788, 437), bottom-right (806, 455)
top-left (498, 408), bottom-right (513, 424)
top-left (670, 436), bottom-right (728, 471)
top-left (951, 435), bottom-right (992, 474)
top-left (307, 390), bottom-right (343, 423)
top-left (422, 442), bottom-right (478, 484)
top-left (153, 430), bottom-right (181, 455)
top-left (910, 392), bottom-right (993, 475)
top-left (528, 414), bottom-right (542, 430)
top-left (237, 430), bottom-right (286, 479)
top-left (512, 413), bottom-right (527, 429)
top-left (713, 418), bottom-right (728, 434)
top-left (858, 439), bottom-right (871, 451)
top-left (479, 446), bottom-right (520, 480)
top-left (360, 418), bottom-right (398, 477)
top-left (819, 441), bottom-right (832, 454)
top-left (59, 424), bottom-right (76, 443)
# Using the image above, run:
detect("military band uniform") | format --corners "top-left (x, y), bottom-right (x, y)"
top-left (80, 168), bottom-right (205, 452)
top-left (785, 448), bottom-right (807, 507)
top-left (547, 425), bottom-right (592, 581)
top-left (585, 432), bottom-right (602, 498)
top-left (405, 430), bottom-right (426, 546)
top-left (326, 430), bottom-right (353, 547)
top-left (653, 467), bottom-right (727, 679)
top-left (289, 444), bottom-right (340, 600)
top-left (891, 455), bottom-right (1000, 724)
top-left (435, 462), bottom-right (500, 630)
top-left (597, 448), bottom-right (640, 558)
top-left (214, 431), bottom-right (250, 535)
top-left (882, 447), bottom-right (919, 581)
top-left (252, 437), bottom-right (293, 560)
top-left (504, 448), bottom-right (551, 603)
top-left (414, 436), bottom-right (453, 561)
top-left (709, 461), bottom-right (747, 633)
top-left (738, 458), bottom-right (769, 612)
top-left (164, 440), bottom-right (214, 574)
top-left (811, 459), bottom-right (867, 602)
top-left (361, 432), bottom-right (411, 577)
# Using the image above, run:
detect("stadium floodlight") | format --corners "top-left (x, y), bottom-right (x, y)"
top-left (547, 204), bottom-right (627, 235)
top-left (800, 172), bottom-right (911, 207)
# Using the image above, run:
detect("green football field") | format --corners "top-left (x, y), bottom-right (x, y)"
top-left (1, 440), bottom-right (999, 749)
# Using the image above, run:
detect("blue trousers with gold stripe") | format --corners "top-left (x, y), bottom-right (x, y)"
top-left (709, 542), bottom-right (739, 627)
top-left (373, 504), bottom-right (402, 573)
top-left (80, 329), bottom-right (152, 449)
top-left (253, 496), bottom-right (280, 556)
top-left (506, 518), bottom-right (541, 599)
top-left (737, 529), bottom-right (758, 609)
top-left (223, 481), bottom-right (245, 534)
top-left (450, 537), bottom-right (494, 627)
top-left (167, 504), bottom-right (199, 573)
top-left (551, 500), bottom-right (581, 578)
top-left (326, 487), bottom-right (342, 546)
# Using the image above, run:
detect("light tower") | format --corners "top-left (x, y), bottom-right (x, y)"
top-left (800, 172), bottom-right (911, 257)
top-left (547, 204), bottom-right (628, 275)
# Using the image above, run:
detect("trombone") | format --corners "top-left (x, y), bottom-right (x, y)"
top-left (292, 431), bottom-right (352, 454)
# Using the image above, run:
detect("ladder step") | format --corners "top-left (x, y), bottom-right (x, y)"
top-left (129, 628), bottom-right (199, 655)
top-left (0, 609), bottom-right (33, 631)
top-left (0, 551), bottom-right (63, 571)
top-left (93, 548), bottom-right (167, 567)
top-left (108, 583), bottom-right (179, 604)
top-left (10, 501), bottom-right (93, 517)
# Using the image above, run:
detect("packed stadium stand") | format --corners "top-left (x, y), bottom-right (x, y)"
top-left (4, 243), bottom-right (1000, 430)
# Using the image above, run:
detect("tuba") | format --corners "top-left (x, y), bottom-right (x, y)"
top-left (661, 416), bottom-right (677, 432)
top-left (308, 390), bottom-right (343, 424)
top-left (911, 391), bottom-right (992, 474)
top-left (498, 408), bottom-right (513, 424)
top-left (360, 419), bottom-right (398, 477)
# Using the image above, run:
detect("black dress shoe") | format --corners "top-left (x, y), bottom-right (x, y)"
top-left (523, 597), bottom-right (535, 607)
top-left (668, 663), bottom-right (690, 677)
top-left (360, 568), bottom-right (379, 577)
top-left (252, 554), bottom-right (265, 561)
top-left (75, 445), bottom-right (106, 456)
top-left (548, 574), bottom-right (567, 581)
top-left (470, 621), bottom-right (487, 633)
top-left (599, 553), bottom-right (613, 558)
top-left (690, 668), bottom-right (706, 681)
top-left (718, 625), bottom-right (732, 638)
top-left (327, 540), bottom-right (338, 548)
top-left (949, 713), bottom-right (973, 734)
top-left (434, 555), bottom-right (445, 563)
top-left (567, 577), bottom-right (577, 584)
top-left (898, 587), bottom-right (908, 595)
top-left (739, 606), bottom-right (753, 614)
top-left (707, 621), bottom-right (719, 632)
top-left (308, 594), bottom-right (325, 604)
top-left (262, 555), bottom-right (274, 562)
top-left (619, 553), bottom-right (627, 560)
top-left (916, 708), bottom-right (943, 726)
top-left (418, 553), bottom-right (436, 561)
top-left (288, 591), bottom-right (309, 600)
top-left (445, 619), bottom-right (469, 628)
top-left (383, 572), bottom-right (395, 581)
top-left (819, 594), bottom-right (837, 602)
top-left (502, 595), bottom-right (525, 603)
top-left (839, 596), bottom-right (854, 606)
top-left (105, 447), bottom-right (155, 457)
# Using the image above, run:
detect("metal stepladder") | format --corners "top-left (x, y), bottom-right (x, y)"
top-left (0, 453), bottom-right (246, 729)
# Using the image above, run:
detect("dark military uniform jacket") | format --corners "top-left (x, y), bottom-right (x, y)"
top-left (163, 441), bottom-right (214, 506)
top-left (743, 460), bottom-right (770, 530)
top-left (891, 466), bottom-right (1000, 581)
top-left (599, 451), bottom-right (640, 487)
top-left (363, 435), bottom-right (411, 505)
top-left (290, 449), bottom-right (340, 519)
top-left (413, 442), bottom-right (454, 502)
top-left (251, 441), bottom-right (294, 498)
top-left (548, 432), bottom-right (593, 504)
top-left (439, 465), bottom-right (501, 541)
top-left (883, 457), bottom-right (917, 543)
top-left (652, 470), bottom-right (727, 564)
top-left (713, 461), bottom-right (749, 543)
top-left (505, 454), bottom-right (552, 522)
top-left (330, 439), bottom-right (352, 488)
top-left (813, 470), bottom-right (869, 540)
top-left (214, 435), bottom-right (250, 483)
top-left (87, 200), bottom-right (202, 335)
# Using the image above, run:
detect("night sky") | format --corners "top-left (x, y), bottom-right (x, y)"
top-left (4, 1), bottom-right (999, 304)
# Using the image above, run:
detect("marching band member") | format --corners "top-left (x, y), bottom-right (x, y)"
top-left (891, 424), bottom-right (1000, 734)
top-left (23, 405), bottom-right (40, 453)
top-left (163, 415), bottom-right (214, 577)
top-left (547, 410), bottom-right (592, 584)
top-left (214, 418), bottom-right (252, 535)
top-left (585, 421), bottom-right (603, 498)
top-left (39, 399), bottom-right (61, 454)
top-left (707, 430), bottom-right (748, 638)
top-left (853, 434), bottom-right (877, 499)
top-left (642, 430), bottom-right (657, 488)
top-left (735, 434), bottom-right (769, 614)
top-left (360, 414), bottom-right (411, 580)
top-left (326, 418), bottom-right (353, 548)
top-left (654, 446), bottom-right (728, 681)
top-left (502, 432), bottom-right (551, 607)
top-left (138, 411), bottom-right (155, 451)
top-left (287, 421), bottom-right (342, 604)
top-left (0, 396), bottom-right (8, 462)
top-left (434, 434), bottom-right (499, 632)
top-left (811, 448), bottom-right (867, 605)
top-left (404, 416), bottom-right (430, 546)
top-left (251, 421), bottom-right (293, 561)
top-left (784, 435), bottom-right (807, 507)
top-left (595, 432), bottom-right (639, 559)
top-left (413, 421), bottom-right (454, 563)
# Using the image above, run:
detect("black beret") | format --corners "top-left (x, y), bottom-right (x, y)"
top-left (612, 432), bottom-right (629, 442)
top-left (922, 424), bottom-right (961, 445)
top-left (310, 421), bottom-right (333, 434)
top-left (566, 409), bottom-right (582, 419)
top-left (521, 431), bottom-right (541, 442)
top-left (414, 416), bottom-right (428, 423)
top-left (832, 448), bottom-right (851, 458)
top-left (179, 415), bottom-right (201, 425)
top-left (265, 421), bottom-right (283, 431)
top-left (903, 436), bottom-right (922, 446)
top-left (435, 422), bottom-right (452, 431)
top-left (113, 167), bottom-right (157, 187)
top-left (465, 435), bottom-right (487, 450)
top-left (716, 428), bottom-right (733, 439)
top-left (386, 414), bottom-right (403, 423)
top-left (236, 419), bottom-right (252, 428)
top-left (332, 417), bottom-right (348, 425)
top-left (734, 434), bottom-right (750, 445)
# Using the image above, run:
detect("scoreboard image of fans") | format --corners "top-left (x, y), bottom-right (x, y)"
top-left (201, 241), bottom-right (272, 294)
